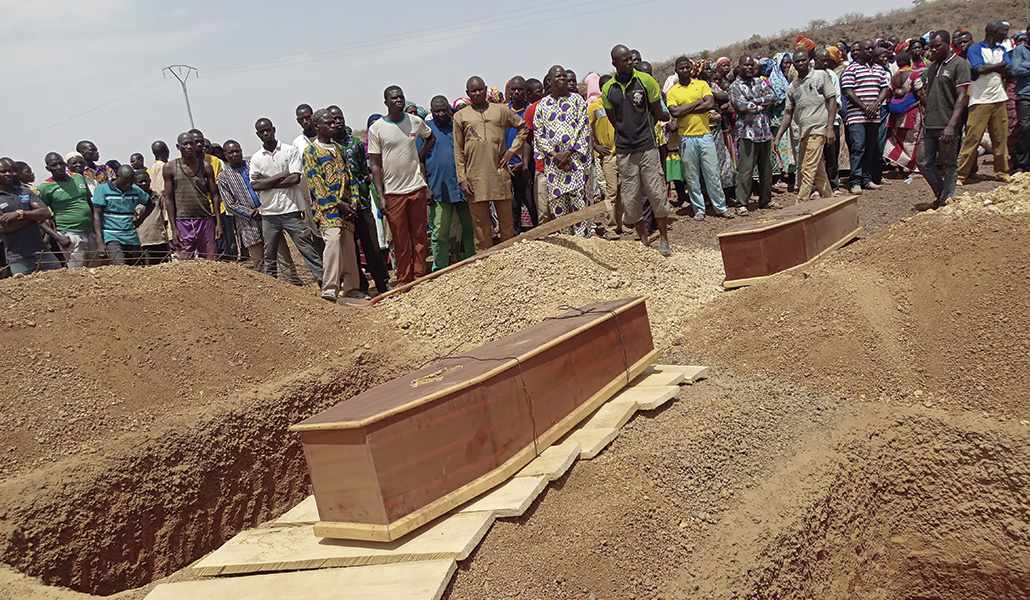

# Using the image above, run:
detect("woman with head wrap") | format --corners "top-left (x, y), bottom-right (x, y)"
top-left (884, 52), bottom-right (925, 173)
top-left (767, 51), bottom-right (796, 187)
top-left (584, 72), bottom-right (602, 103)
top-left (906, 38), bottom-right (928, 74)
top-left (796, 35), bottom-right (817, 53)
top-left (452, 97), bottom-right (471, 112)
top-left (64, 151), bottom-right (95, 194)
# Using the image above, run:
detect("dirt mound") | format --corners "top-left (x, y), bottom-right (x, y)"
top-left (373, 236), bottom-right (725, 351)
top-left (0, 261), bottom-right (374, 481)
top-left (686, 406), bottom-right (1030, 600)
top-left (679, 176), bottom-right (1030, 417)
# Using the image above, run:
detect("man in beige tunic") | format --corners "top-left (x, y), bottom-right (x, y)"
top-left (453, 75), bottom-right (529, 251)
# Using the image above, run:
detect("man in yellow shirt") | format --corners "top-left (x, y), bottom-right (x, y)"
top-left (666, 56), bottom-right (735, 221)
top-left (588, 74), bottom-right (623, 238)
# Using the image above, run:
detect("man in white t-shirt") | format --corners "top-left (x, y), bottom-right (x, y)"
top-left (958, 21), bottom-right (1013, 183)
top-left (249, 117), bottom-right (324, 287)
top-left (368, 85), bottom-right (435, 285)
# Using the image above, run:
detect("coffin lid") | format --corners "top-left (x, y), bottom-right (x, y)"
top-left (290, 297), bottom-right (646, 432)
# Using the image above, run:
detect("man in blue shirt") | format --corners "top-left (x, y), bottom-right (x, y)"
top-left (0, 157), bottom-right (63, 275)
top-left (425, 95), bottom-right (475, 271)
top-left (1011, 22), bottom-right (1030, 173)
top-left (93, 165), bottom-right (155, 265)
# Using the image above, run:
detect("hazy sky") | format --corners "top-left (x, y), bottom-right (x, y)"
top-left (2, 0), bottom-right (907, 176)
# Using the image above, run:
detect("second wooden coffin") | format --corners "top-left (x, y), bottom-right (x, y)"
top-left (290, 297), bottom-right (657, 541)
top-left (718, 195), bottom-right (861, 288)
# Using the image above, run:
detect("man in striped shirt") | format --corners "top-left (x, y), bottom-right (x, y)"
top-left (92, 165), bottom-right (155, 265)
top-left (841, 39), bottom-right (891, 194)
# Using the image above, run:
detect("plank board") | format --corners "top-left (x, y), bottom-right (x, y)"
top-left (582, 400), bottom-right (639, 430)
top-left (273, 496), bottom-right (319, 528)
top-left (617, 385), bottom-right (680, 411)
top-left (193, 511), bottom-right (494, 576)
top-left (651, 364), bottom-right (711, 383)
top-left (458, 475), bottom-right (548, 518)
top-left (632, 370), bottom-right (687, 387)
top-left (563, 428), bottom-right (620, 460)
top-left (150, 561), bottom-right (456, 600)
top-left (516, 441), bottom-right (581, 481)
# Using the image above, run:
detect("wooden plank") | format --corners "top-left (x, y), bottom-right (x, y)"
top-left (582, 400), bottom-right (639, 430)
top-left (617, 385), bottom-right (680, 411)
top-left (311, 347), bottom-right (660, 542)
top-left (516, 441), bottom-right (581, 481)
top-left (458, 475), bottom-right (548, 518)
top-left (151, 561), bottom-right (456, 600)
top-left (273, 496), bottom-right (319, 528)
top-left (193, 512), bottom-right (494, 577)
top-left (722, 227), bottom-right (862, 288)
top-left (563, 428), bottom-right (620, 460)
top-left (651, 364), bottom-right (711, 383)
top-left (632, 370), bottom-right (686, 387)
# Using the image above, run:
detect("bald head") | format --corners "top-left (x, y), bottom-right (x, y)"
top-left (466, 76), bottom-right (488, 108)
top-left (611, 45), bottom-right (635, 75)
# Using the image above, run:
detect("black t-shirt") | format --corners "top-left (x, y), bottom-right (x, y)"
top-left (0, 187), bottom-right (46, 262)
top-left (602, 71), bottom-right (662, 154)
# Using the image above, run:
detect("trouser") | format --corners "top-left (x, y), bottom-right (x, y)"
top-left (616, 147), bottom-right (671, 225)
top-left (958, 101), bottom-right (1010, 178)
top-left (431, 200), bottom-right (474, 271)
top-left (599, 153), bottom-right (623, 230)
top-left (321, 226), bottom-right (360, 298)
top-left (141, 243), bottom-right (169, 266)
top-left (384, 188), bottom-right (429, 285)
top-left (218, 213), bottom-right (240, 260)
top-left (8, 251), bottom-right (62, 275)
top-left (470, 198), bottom-right (513, 252)
top-left (796, 134), bottom-right (833, 203)
top-left (511, 170), bottom-right (537, 234)
top-left (62, 231), bottom-right (100, 268)
top-left (680, 133), bottom-right (728, 215)
top-left (261, 212), bottom-right (323, 283)
top-left (917, 127), bottom-right (959, 204)
top-left (354, 206), bottom-right (391, 293)
top-left (105, 241), bottom-right (142, 266)
top-left (534, 171), bottom-right (550, 224)
top-left (847, 122), bottom-right (882, 187)
top-left (1016, 97), bottom-right (1030, 172)
top-left (175, 218), bottom-right (219, 260)
top-left (245, 239), bottom-right (301, 283)
top-left (735, 139), bottom-right (773, 206)
top-left (823, 123), bottom-right (841, 189)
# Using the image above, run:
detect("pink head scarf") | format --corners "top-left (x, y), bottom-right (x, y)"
top-left (584, 72), bottom-right (602, 103)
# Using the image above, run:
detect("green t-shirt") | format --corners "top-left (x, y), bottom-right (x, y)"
top-left (38, 173), bottom-right (94, 233)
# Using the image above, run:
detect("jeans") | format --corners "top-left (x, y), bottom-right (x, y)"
top-left (1013, 97), bottom-right (1030, 172)
top-left (735, 139), bottom-right (773, 206)
top-left (431, 200), bottom-right (474, 271)
top-left (917, 128), bottom-right (959, 204)
top-left (8, 251), bottom-right (63, 275)
top-left (105, 241), bottom-right (142, 266)
top-left (511, 170), bottom-right (537, 234)
top-left (679, 133), bottom-right (728, 215)
top-left (847, 122), bottom-right (882, 187)
top-left (261, 212), bottom-right (323, 283)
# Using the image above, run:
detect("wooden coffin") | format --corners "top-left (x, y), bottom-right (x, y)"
top-left (717, 195), bottom-right (862, 288)
top-left (290, 297), bottom-right (657, 541)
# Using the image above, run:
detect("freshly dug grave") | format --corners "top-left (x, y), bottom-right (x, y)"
top-left (684, 406), bottom-right (1030, 600)
top-left (0, 261), bottom-right (432, 595)
top-left (678, 174), bottom-right (1030, 418)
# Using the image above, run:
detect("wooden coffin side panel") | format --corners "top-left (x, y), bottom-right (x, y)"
top-left (364, 371), bottom-right (537, 523)
top-left (313, 346), bottom-right (661, 542)
top-left (299, 428), bottom-right (388, 525)
top-left (719, 219), bottom-right (809, 282)
top-left (802, 198), bottom-right (860, 260)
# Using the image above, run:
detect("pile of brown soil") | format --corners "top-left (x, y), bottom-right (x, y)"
top-left (679, 174), bottom-right (1030, 418)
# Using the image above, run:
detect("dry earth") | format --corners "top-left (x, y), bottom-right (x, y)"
top-left (0, 165), bottom-right (1025, 600)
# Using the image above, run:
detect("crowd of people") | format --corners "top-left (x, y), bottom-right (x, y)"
top-left (2, 21), bottom-right (1026, 301)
